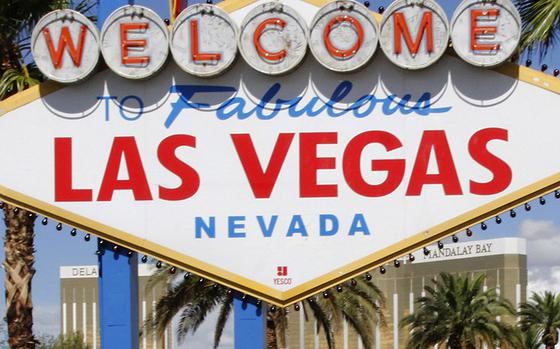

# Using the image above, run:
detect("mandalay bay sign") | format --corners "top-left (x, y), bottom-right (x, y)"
top-left (0, 0), bottom-right (559, 305)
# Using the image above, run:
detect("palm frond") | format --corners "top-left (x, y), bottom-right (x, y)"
top-left (516, 0), bottom-right (560, 57)
top-left (519, 291), bottom-right (560, 347)
top-left (401, 272), bottom-right (517, 349)
top-left (304, 298), bottom-right (336, 349)
top-left (213, 297), bottom-right (233, 349)
top-left (0, 66), bottom-right (40, 100)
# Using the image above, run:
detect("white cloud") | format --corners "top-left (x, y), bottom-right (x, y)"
top-left (33, 304), bottom-right (60, 337)
top-left (528, 267), bottom-right (560, 294)
top-left (518, 219), bottom-right (560, 267)
top-left (518, 219), bottom-right (560, 298)
top-left (174, 307), bottom-right (233, 349)
top-left (519, 219), bottom-right (559, 240)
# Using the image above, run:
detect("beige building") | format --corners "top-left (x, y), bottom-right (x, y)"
top-left (61, 237), bottom-right (526, 349)
top-left (285, 237), bottom-right (527, 349)
top-left (59, 264), bottom-right (172, 349)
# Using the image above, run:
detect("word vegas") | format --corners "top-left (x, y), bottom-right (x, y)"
top-left (31, 0), bottom-right (521, 83)
top-left (54, 128), bottom-right (512, 202)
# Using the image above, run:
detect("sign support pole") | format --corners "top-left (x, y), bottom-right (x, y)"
top-left (96, 1), bottom-right (139, 349)
top-left (233, 293), bottom-right (267, 348)
top-left (98, 243), bottom-right (139, 349)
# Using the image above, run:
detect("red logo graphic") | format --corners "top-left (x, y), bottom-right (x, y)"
top-left (277, 266), bottom-right (288, 277)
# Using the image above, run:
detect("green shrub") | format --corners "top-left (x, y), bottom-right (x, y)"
top-left (37, 332), bottom-right (89, 349)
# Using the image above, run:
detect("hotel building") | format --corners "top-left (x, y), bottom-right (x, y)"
top-left (59, 264), bottom-right (172, 349)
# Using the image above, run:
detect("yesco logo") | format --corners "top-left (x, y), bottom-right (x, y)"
top-left (274, 266), bottom-right (291, 285)
top-left (31, 0), bottom-right (521, 83)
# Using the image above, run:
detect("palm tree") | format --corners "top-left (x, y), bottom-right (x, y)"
top-left (0, 0), bottom-right (96, 98)
top-left (513, 325), bottom-right (542, 349)
top-left (145, 265), bottom-right (385, 349)
top-left (0, 0), bottom-right (50, 98)
top-left (515, 0), bottom-right (560, 57)
top-left (2, 206), bottom-right (37, 348)
top-left (401, 272), bottom-right (518, 349)
top-left (519, 291), bottom-right (560, 349)
top-left (0, 1), bottom-right (95, 347)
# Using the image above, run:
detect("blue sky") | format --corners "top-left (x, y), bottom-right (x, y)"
top-left (2, 0), bottom-right (560, 346)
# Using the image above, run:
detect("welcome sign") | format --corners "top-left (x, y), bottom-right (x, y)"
top-left (0, 0), bottom-right (559, 305)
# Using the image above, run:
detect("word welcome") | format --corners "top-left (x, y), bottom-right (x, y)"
top-left (31, 0), bottom-right (521, 83)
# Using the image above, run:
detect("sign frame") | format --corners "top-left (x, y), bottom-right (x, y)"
top-left (1, 0), bottom-right (560, 307)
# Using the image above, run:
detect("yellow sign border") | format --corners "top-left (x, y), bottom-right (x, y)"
top-left (0, 0), bottom-right (559, 306)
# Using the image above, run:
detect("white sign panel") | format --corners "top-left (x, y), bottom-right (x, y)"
top-left (1, 0), bottom-right (558, 305)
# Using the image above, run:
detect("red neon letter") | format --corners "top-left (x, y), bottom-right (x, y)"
top-left (158, 135), bottom-right (200, 201)
top-left (253, 18), bottom-right (287, 61)
top-left (300, 133), bottom-right (338, 198)
top-left (343, 131), bottom-right (405, 197)
top-left (393, 11), bottom-right (434, 55)
top-left (42, 25), bottom-right (87, 69)
top-left (406, 131), bottom-right (462, 196)
top-left (471, 9), bottom-right (501, 52)
top-left (323, 15), bottom-right (364, 58)
top-left (469, 128), bottom-right (511, 195)
top-left (190, 20), bottom-right (222, 62)
top-left (54, 138), bottom-right (93, 202)
top-left (120, 23), bottom-right (150, 65)
top-left (232, 133), bottom-right (294, 199)
top-left (98, 137), bottom-right (153, 201)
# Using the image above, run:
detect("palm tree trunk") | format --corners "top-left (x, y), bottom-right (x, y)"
top-left (267, 313), bottom-right (277, 349)
top-left (3, 204), bottom-right (37, 349)
top-left (447, 334), bottom-right (463, 349)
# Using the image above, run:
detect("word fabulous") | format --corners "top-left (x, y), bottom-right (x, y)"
top-left (31, 0), bottom-right (521, 83)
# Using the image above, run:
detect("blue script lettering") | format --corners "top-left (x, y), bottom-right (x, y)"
top-left (165, 81), bottom-right (451, 128)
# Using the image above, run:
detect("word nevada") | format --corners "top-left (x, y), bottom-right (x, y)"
top-left (194, 214), bottom-right (372, 239)
top-left (31, 0), bottom-right (521, 83)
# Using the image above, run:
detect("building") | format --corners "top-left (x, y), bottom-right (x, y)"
top-left (61, 237), bottom-right (526, 348)
top-left (285, 237), bottom-right (527, 349)
top-left (59, 264), bottom-right (172, 349)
